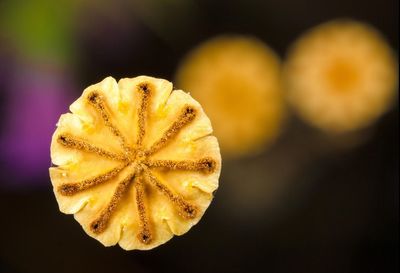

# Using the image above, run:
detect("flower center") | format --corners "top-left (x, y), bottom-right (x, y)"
top-left (134, 150), bottom-right (147, 164)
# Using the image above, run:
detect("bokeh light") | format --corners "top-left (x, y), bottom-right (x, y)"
top-left (284, 20), bottom-right (398, 133)
top-left (176, 36), bottom-right (286, 159)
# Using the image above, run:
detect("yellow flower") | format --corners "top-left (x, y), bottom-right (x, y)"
top-left (175, 36), bottom-right (286, 158)
top-left (284, 20), bottom-right (398, 133)
top-left (49, 76), bottom-right (221, 250)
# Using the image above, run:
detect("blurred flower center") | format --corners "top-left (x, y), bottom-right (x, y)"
top-left (325, 59), bottom-right (360, 92)
top-left (213, 75), bottom-right (260, 119)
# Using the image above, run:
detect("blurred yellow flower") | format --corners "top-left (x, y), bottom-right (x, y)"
top-left (176, 36), bottom-right (285, 158)
top-left (284, 20), bottom-right (398, 133)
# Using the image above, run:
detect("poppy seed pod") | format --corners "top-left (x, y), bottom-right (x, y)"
top-left (50, 76), bottom-right (221, 250)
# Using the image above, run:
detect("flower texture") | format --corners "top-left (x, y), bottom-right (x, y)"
top-left (50, 76), bottom-right (221, 250)
top-left (284, 20), bottom-right (398, 133)
top-left (176, 36), bottom-right (285, 158)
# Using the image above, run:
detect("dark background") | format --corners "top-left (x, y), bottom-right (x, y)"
top-left (0, 0), bottom-right (398, 273)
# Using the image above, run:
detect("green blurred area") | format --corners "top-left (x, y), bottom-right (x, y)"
top-left (0, 0), bottom-right (76, 63)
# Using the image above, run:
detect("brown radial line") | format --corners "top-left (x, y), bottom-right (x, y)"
top-left (58, 164), bottom-right (127, 196)
top-left (134, 177), bottom-right (152, 244)
top-left (145, 105), bottom-right (197, 156)
top-left (136, 82), bottom-right (151, 147)
top-left (87, 91), bottom-right (129, 150)
top-left (90, 171), bottom-right (136, 234)
top-left (143, 168), bottom-right (197, 219)
top-left (57, 134), bottom-right (126, 161)
top-left (146, 157), bottom-right (217, 173)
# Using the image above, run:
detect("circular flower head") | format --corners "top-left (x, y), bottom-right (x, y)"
top-left (284, 20), bottom-right (398, 133)
top-left (175, 36), bottom-right (286, 159)
top-left (49, 76), bottom-right (221, 250)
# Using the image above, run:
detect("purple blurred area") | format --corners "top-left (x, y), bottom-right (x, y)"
top-left (0, 63), bottom-right (74, 186)
top-left (0, 0), bottom-right (398, 273)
